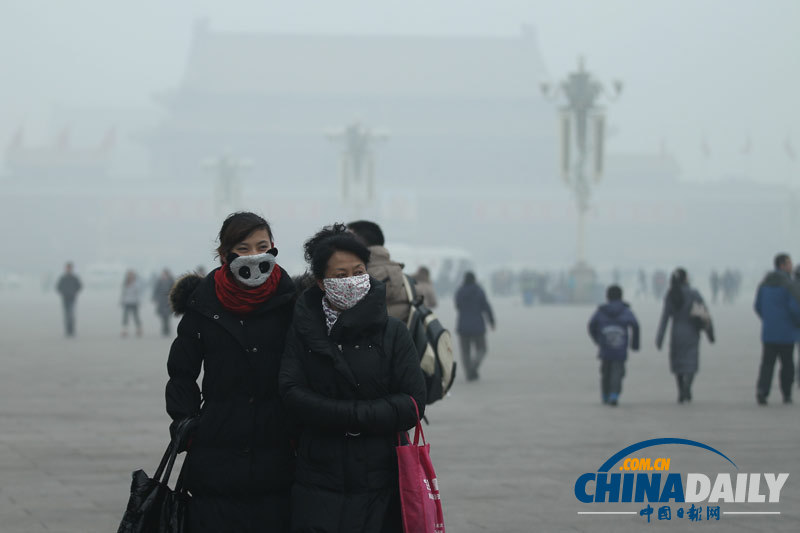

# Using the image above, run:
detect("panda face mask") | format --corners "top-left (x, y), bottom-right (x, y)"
top-left (226, 249), bottom-right (278, 287)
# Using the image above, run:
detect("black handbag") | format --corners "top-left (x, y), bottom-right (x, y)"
top-left (117, 420), bottom-right (193, 533)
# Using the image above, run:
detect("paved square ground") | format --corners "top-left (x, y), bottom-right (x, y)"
top-left (1, 288), bottom-right (797, 532)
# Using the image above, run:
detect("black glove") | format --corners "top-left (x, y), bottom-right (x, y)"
top-left (170, 416), bottom-right (199, 453)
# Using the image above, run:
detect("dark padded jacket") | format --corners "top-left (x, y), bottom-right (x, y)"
top-left (455, 281), bottom-right (495, 336)
top-left (588, 300), bottom-right (640, 361)
top-left (279, 278), bottom-right (426, 532)
top-left (165, 268), bottom-right (296, 503)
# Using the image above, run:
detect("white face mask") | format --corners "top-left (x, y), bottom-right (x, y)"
top-left (323, 274), bottom-right (371, 310)
top-left (228, 252), bottom-right (277, 287)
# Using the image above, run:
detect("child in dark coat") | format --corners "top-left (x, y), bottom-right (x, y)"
top-left (588, 285), bottom-right (640, 406)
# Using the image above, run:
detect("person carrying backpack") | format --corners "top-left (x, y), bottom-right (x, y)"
top-left (347, 220), bottom-right (456, 403)
top-left (588, 285), bottom-right (640, 406)
top-left (346, 220), bottom-right (410, 323)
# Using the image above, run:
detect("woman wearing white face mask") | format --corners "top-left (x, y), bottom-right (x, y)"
top-left (166, 212), bottom-right (297, 532)
top-left (280, 223), bottom-right (426, 533)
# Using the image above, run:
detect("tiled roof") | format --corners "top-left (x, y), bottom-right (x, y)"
top-left (178, 24), bottom-right (548, 99)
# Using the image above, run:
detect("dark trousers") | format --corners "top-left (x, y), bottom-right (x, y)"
top-left (158, 312), bottom-right (171, 336)
top-left (675, 373), bottom-right (695, 402)
top-left (757, 342), bottom-right (794, 400)
top-left (600, 360), bottom-right (626, 399)
top-left (459, 334), bottom-right (487, 380)
top-left (122, 304), bottom-right (141, 328)
top-left (62, 298), bottom-right (76, 336)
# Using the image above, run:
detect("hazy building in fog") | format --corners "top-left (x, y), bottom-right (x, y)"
top-left (1, 23), bottom-right (798, 279)
top-left (4, 127), bottom-right (115, 180)
top-left (143, 21), bottom-right (557, 189)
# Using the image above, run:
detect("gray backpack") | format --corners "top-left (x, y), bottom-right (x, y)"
top-left (402, 275), bottom-right (456, 404)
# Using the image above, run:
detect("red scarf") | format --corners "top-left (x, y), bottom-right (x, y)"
top-left (213, 265), bottom-right (282, 315)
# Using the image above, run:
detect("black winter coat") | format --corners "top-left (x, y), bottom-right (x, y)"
top-left (166, 267), bottom-right (296, 532)
top-left (279, 278), bottom-right (426, 533)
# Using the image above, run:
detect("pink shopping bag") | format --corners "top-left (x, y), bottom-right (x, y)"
top-left (396, 397), bottom-right (444, 533)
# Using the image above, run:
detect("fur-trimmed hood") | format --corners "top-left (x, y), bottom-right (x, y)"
top-left (169, 273), bottom-right (203, 315)
top-left (169, 267), bottom-right (297, 316)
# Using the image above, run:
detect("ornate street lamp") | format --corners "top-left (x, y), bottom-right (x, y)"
top-left (327, 121), bottom-right (389, 210)
top-left (541, 57), bottom-right (622, 265)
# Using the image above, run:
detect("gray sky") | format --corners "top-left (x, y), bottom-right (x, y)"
top-left (2, 0), bottom-right (799, 182)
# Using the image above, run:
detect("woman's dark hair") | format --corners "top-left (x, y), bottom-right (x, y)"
top-left (667, 267), bottom-right (688, 310)
top-left (215, 212), bottom-right (273, 264)
top-left (463, 271), bottom-right (476, 285)
top-left (303, 223), bottom-right (371, 279)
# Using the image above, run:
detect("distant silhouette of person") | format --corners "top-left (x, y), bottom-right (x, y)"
top-left (455, 271), bottom-right (495, 381)
top-left (412, 266), bottom-right (438, 308)
top-left (121, 270), bottom-right (143, 337)
top-left (754, 254), bottom-right (800, 405)
top-left (652, 270), bottom-right (668, 300)
top-left (656, 268), bottom-right (714, 403)
top-left (152, 268), bottom-right (175, 336)
top-left (635, 268), bottom-right (647, 298)
top-left (710, 270), bottom-right (720, 303)
top-left (56, 262), bottom-right (82, 337)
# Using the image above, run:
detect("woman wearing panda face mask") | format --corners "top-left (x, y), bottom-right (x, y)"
top-left (279, 223), bottom-right (426, 533)
top-left (166, 211), bottom-right (296, 533)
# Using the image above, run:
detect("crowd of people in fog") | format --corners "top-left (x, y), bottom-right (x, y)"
top-left (586, 254), bottom-right (800, 408)
top-left (49, 210), bottom-right (800, 531)
top-left (489, 265), bottom-right (745, 306)
top-left (54, 264), bottom-right (178, 339)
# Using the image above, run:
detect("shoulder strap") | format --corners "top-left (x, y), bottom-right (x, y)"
top-left (401, 275), bottom-right (421, 328)
top-left (402, 274), bottom-right (417, 303)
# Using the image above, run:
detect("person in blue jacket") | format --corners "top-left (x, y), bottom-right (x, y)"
top-left (588, 285), bottom-right (640, 406)
top-left (754, 253), bottom-right (800, 405)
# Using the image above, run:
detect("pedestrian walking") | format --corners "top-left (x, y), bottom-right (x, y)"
top-left (166, 211), bottom-right (297, 532)
top-left (794, 264), bottom-right (800, 386)
top-left (710, 270), bottom-right (720, 304)
top-left (279, 223), bottom-right (425, 533)
top-left (411, 265), bottom-right (438, 308)
top-left (656, 268), bottom-right (715, 403)
top-left (120, 270), bottom-right (143, 337)
top-left (635, 268), bottom-right (647, 298)
top-left (652, 269), bottom-right (668, 300)
top-left (56, 261), bottom-right (82, 337)
top-left (455, 271), bottom-right (495, 381)
top-left (754, 253), bottom-right (800, 405)
top-left (346, 220), bottom-right (410, 322)
top-left (152, 268), bottom-right (174, 336)
top-left (588, 285), bottom-right (640, 406)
